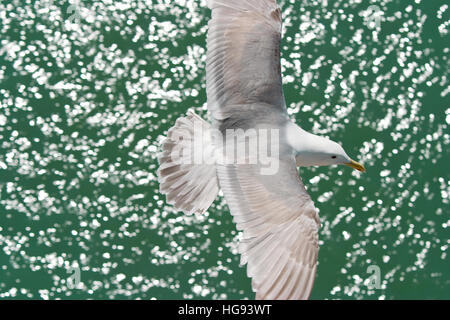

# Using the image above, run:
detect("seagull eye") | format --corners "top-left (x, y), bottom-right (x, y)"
top-left (331, 156), bottom-right (337, 159)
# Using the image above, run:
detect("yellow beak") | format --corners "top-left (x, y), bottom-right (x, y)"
top-left (345, 159), bottom-right (366, 172)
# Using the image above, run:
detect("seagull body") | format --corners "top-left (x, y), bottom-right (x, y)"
top-left (157, 0), bottom-right (365, 300)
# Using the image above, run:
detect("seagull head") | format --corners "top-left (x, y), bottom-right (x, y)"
top-left (286, 122), bottom-right (366, 172)
top-left (321, 139), bottom-right (366, 172)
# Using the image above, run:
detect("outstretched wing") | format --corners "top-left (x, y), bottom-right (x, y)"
top-left (217, 156), bottom-right (320, 300)
top-left (206, 0), bottom-right (285, 121)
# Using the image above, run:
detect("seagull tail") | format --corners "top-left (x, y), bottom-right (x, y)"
top-left (157, 109), bottom-right (219, 214)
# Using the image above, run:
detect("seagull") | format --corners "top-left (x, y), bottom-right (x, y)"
top-left (157, 0), bottom-right (365, 300)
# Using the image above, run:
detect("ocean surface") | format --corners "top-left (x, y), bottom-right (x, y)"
top-left (0, 0), bottom-right (448, 299)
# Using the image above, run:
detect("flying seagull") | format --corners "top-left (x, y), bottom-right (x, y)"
top-left (157, 0), bottom-right (365, 300)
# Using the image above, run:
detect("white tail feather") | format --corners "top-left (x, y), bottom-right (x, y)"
top-left (157, 110), bottom-right (219, 214)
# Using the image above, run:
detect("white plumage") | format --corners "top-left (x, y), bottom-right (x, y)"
top-left (157, 0), bottom-right (365, 300)
top-left (157, 110), bottom-right (218, 214)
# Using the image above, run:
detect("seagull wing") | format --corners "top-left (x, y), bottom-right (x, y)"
top-left (206, 0), bottom-right (285, 121)
top-left (217, 156), bottom-right (320, 300)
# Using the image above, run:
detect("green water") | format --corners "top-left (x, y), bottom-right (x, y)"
top-left (0, 0), bottom-right (448, 299)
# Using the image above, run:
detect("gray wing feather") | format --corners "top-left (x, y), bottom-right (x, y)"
top-left (216, 156), bottom-right (320, 300)
top-left (207, 0), bottom-right (285, 121)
